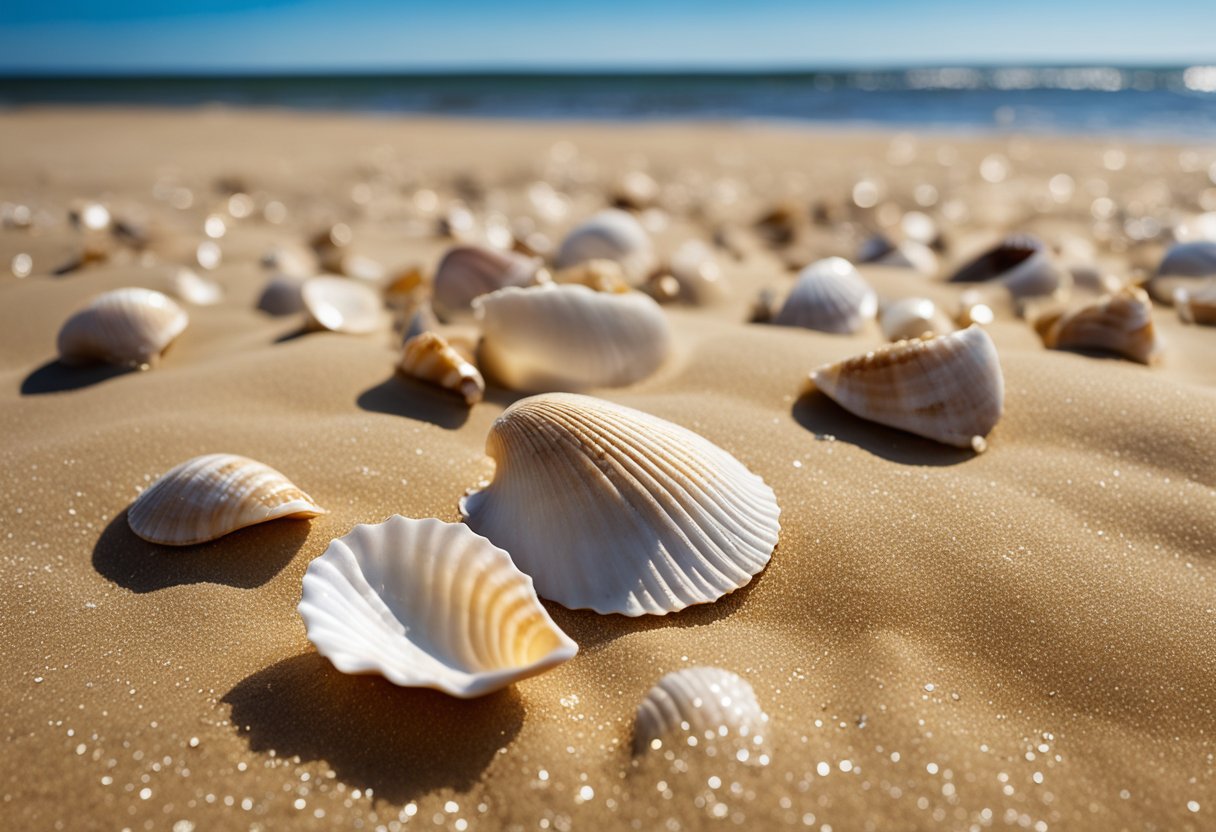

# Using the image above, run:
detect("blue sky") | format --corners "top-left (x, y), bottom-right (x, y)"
top-left (1, 0), bottom-right (1213, 73)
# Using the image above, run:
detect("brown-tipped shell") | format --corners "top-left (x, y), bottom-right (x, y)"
top-left (1038, 285), bottom-right (1162, 364)
top-left (432, 244), bottom-right (542, 320)
top-left (57, 287), bottom-right (189, 368)
top-left (633, 667), bottom-right (770, 760)
top-left (773, 257), bottom-right (876, 334)
top-left (398, 331), bottom-right (485, 405)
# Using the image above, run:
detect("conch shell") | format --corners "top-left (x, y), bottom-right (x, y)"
top-left (57, 287), bottom-right (189, 368)
top-left (432, 244), bottom-right (543, 320)
top-left (397, 331), bottom-right (485, 405)
top-left (1036, 285), bottom-right (1162, 365)
top-left (554, 209), bottom-right (656, 286)
top-left (633, 667), bottom-right (770, 761)
top-left (302, 276), bottom-right (383, 334)
top-left (773, 257), bottom-right (876, 334)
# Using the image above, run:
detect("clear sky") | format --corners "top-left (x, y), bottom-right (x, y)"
top-left (1, 0), bottom-right (1213, 74)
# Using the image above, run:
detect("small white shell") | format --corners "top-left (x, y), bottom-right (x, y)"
top-left (552, 259), bottom-right (632, 294)
top-left (950, 235), bottom-right (1066, 298)
top-left (432, 245), bottom-right (542, 320)
top-left (398, 331), bottom-right (485, 405)
top-left (668, 239), bottom-right (728, 305)
top-left (1037, 285), bottom-right (1163, 365)
top-left (1149, 241), bottom-right (1216, 304)
top-left (1176, 281), bottom-right (1216, 326)
top-left (298, 516), bottom-right (577, 698)
top-left (302, 276), bottom-right (383, 334)
top-left (167, 267), bottom-right (223, 306)
top-left (555, 209), bottom-right (656, 286)
top-left (257, 274), bottom-right (308, 316)
top-left (57, 287), bottom-right (189, 368)
top-left (474, 284), bottom-right (672, 392)
top-left (460, 393), bottom-right (781, 616)
top-left (858, 234), bottom-right (938, 275)
top-left (880, 297), bottom-right (954, 342)
top-left (128, 453), bottom-right (326, 546)
top-left (810, 325), bottom-right (1005, 450)
top-left (773, 257), bottom-right (877, 334)
top-left (261, 243), bottom-right (319, 278)
top-left (633, 667), bottom-right (770, 759)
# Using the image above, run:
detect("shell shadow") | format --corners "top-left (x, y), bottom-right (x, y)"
top-left (92, 510), bottom-right (310, 593)
top-left (223, 653), bottom-right (523, 802)
top-left (357, 375), bottom-right (471, 430)
top-left (273, 325), bottom-right (312, 343)
top-left (792, 390), bottom-right (974, 466)
top-left (20, 358), bottom-right (134, 395)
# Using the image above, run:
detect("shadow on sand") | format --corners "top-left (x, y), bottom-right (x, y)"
top-left (21, 359), bottom-right (134, 395)
top-left (356, 375), bottom-right (473, 430)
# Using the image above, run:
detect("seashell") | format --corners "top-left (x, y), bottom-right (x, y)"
top-left (68, 200), bottom-right (112, 232)
top-left (338, 252), bottom-right (386, 284)
top-left (667, 240), bottom-right (728, 305)
top-left (633, 667), bottom-right (770, 759)
top-left (949, 234), bottom-right (1066, 299)
top-left (301, 276), bottom-right (383, 334)
top-left (402, 300), bottom-right (441, 342)
top-left (552, 259), bottom-right (632, 294)
top-left (474, 284), bottom-right (672, 392)
top-left (809, 325), bottom-right (1004, 450)
top-left (257, 273), bottom-right (307, 316)
top-left (554, 209), bottom-right (656, 286)
top-left (261, 243), bottom-right (319, 279)
top-left (612, 170), bottom-right (660, 210)
top-left (460, 392), bottom-right (780, 616)
top-left (168, 267), bottom-right (222, 306)
top-left (1176, 281), bottom-right (1216, 326)
top-left (858, 234), bottom-right (938, 275)
top-left (298, 516), bottom-right (577, 698)
top-left (1036, 286), bottom-right (1162, 364)
top-left (772, 257), bottom-right (877, 334)
top-left (432, 244), bottom-right (542, 321)
top-left (128, 453), bottom-right (325, 545)
top-left (1148, 240), bottom-right (1216, 304)
top-left (57, 287), bottom-right (189, 368)
top-left (879, 297), bottom-right (954, 342)
top-left (398, 331), bottom-right (485, 405)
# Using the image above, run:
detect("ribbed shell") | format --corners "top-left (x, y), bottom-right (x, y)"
top-left (810, 325), bottom-right (1005, 450)
top-left (474, 284), bottom-right (672, 392)
top-left (257, 274), bottom-right (308, 316)
top-left (460, 393), bottom-right (781, 616)
top-left (773, 257), bottom-right (877, 334)
top-left (398, 331), bottom-right (485, 405)
top-left (1039, 286), bottom-right (1163, 365)
top-left (432, 245), bottom-right (542, 320)
top-left (1149, 241), bottom-right (1216, 304)
top-left (298, 516), bottom-right (577, 698)
top-left (57, 287), bottom-right (189, 368)
top-left (949, 234), bottom-right (1064, 298)
top-left (880, 297), bottom-right (954, 342)
top-left (554, 209), bottom-right (656, 286)
top-left (1176, 281), bottom-right (1216, 326)
top-left (633, 667), bottom-right (770, 758)
top-left (128, 453), bottom-right (326, 546)
top-left (302, 276), bottom-right (382, 334)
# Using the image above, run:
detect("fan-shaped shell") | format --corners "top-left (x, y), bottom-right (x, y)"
top-left (474, 284), bottom-right (672, 392)
top-left (554, 209), bottom-right (656, 286)
top-left (773, 257), bottom-right (877, 334)
top-left (949, 234), bottom-right (1065, 298)
top-left (398, 331), bottom-right (485, 405)
top-left (633, 667), bottom-right (770, 759)
top-left (880, 297), bottom-right (954, 342)
top-left (1148, 241), bottom-right (1216, 304)
top-left (432, 245), bottom-right (542, 320)
top-left (128, 453), bottom-right (326, 545)
top-left (460, 393), bottom-right (781, 616)
top-left (1037, 285), bottom-right (1162, 364)
top-left (809, 325), bottom-right (1004, 450)
top-left (1176, 281), bottom-right (1216, 326)
top-left (57, 287), bottom-right (189, 368)
top-left (257, 273), bottom-right (307, 316)
top-left (302, 276), bottom-right (383, 334)
top-left (298, 516), bottom-right (577, 698)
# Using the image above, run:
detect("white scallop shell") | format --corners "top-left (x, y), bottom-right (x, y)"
top-left (302, 276), bottom-right (383, 334)
top-left (773, 257), bottom-right (877, 334)
top-left (298, 516), bottom-right (577, 698)
top-left (432, 245), bottom-right (542, 320)
top-left (257, 273), bottom-right (308, 316)
top-left (460, 393), bottom-right (781, 616)
top-left (57, 287), bottom-right (189, 368)
top-left (809, 325), bottom-right (1004, 450)
top-left (1149, 241), bottom-right (1216, 304)
top-left (398, 331), bottom-right (485, 405)
top-left (554, 209), bottom-right (656, 286)
top-left (633, 667), bottom-right (770, 759)
top-left (1038, 285), bottom-right (1163, 365)
top-left (128, 453), bottom-right (326, 546)
top-left (879, 297), bottom-right (954, 342)
top-left (474, 284), bottom-right (672, 392)
top-left (949, 234), bottom-right (1065, 299)
top-left (168, 267), bottom-right (223, 306)
top-left (1176, 281), bottom-right (1216, 326)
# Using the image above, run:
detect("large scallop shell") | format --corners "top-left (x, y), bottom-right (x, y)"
top-left (57, 287), bottom-right (189, 368)
top-left (633, 667), bottom-right (770, 760)
top-left (474, 284), bottom-right (672, 392)
top-left (302, 276), bottom-right (383, 334)
top-left (880, 297), bottom-right (954, 342)
top-left (128, 453), bottom-right (326, 545)
top-left (298, 516), bottom-right (577, 698)
top-left (460, 393), bottom-right (781, 616)
top-left (1036, 285), bottom-right (1162, 364)
top-left (554, 209), bottom-right (656, 286)
top-left (1148, 241), bottom-right (1216, 304)
top-left (432, 245), bottom-right (542, 320)
top-left (809, 325), bottom-right (1004, 450)
top-left (398, 331), bottom-right (485, 405)
top-left (1176, 281), bottom-right (1216, 326)
top-left (772, 257), bottom-right (877, 334)
top-left (949, 234), bottom-right (1065, 298)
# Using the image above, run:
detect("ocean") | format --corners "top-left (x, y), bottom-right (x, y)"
top-left (3, 66), bottom-right (1216, 138)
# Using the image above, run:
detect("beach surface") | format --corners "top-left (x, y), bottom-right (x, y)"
top-left (1, 109), bottom-right (1214, 831)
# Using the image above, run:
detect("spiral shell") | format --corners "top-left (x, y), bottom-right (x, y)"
top-left (398, 331), bottom-right (485, 405)
top-left (57, 287), bottom-right (189, 368)
top-left (1037, 285), bottom-right (1163, 365)
top-left (554, 209), bottom-right (656, 286)
top-left (302, 276), bottom-right (383, 334)
top-left (1148, 241), bottom-right (1216, 305)
top-left (298, 516), bottom-right (577, 698)
top-left (432, 245), bottom-right (543, 320)
top-left (633, 667), bottom-right (770, 760)
top-left (128, 453), bottom-right (326, 546)
top-left (880, 297), bottom-right (954, 342)
top-left (773, 257), bottom-right (877, 334)
top-left (460, 393), bottom-right (781, 616)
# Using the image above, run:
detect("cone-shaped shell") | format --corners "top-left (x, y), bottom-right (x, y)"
top-left (1037, 285), bottom-right (1162, 365)
top-left (475, 284), bottom-right (672, 392)
top-left (810, 325), bottom-right (1004, 450)
top-left (57, 287), bottom-right (189, 368)
top-left (880, 297), bottom-right (954, 342)
top-left (128, 453), bottom-right (326, 546)
top-left (1149, 241), bottom-right (1216, 304)
top-left (460, 393), bottom-right (781, 616)
top-left (302, 276), bottom-right (383, 334)
top-left (257, 273), bottom-right (307, 316)
top-left (773, 257), bottom-right (877, 334)
top-left (1176, 281), bottom-right (1216, 326)
top-left (298, 516), bottom-right (577, 698)
top-left (554, 209), bottom-right (656, 286)
top-left (398, 331), bottom-right (485, 405)
top-left (432, 244), bottom-right (542, 320)
top-left (949, 234), bottom-right (1065, 298)
top-left (633, 667), bottom-right (770, 759)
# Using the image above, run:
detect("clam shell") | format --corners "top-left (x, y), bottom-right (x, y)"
top-left (1038, 285), bottom-right (1162, 365)
top-left (398, 331), bottom-right (485, 405)
top-left (554, 209), bottom-right (656, 286)
top-left (460, 393), bottom-right (781, 616)
top-left (879, 297), bottom-right (954, 342)
top-left (773, 257), bottom-right (877, 334)
top-left (168, 267), bottom-right (223, 306)
top-left (1176, 281), bottom-right (1216, 326)
top-left (809, 325), bottom-right (1004, 450)
top-left (949, 234), bottom-right (1065, 298)
top-left (256, 273), bottom-right (308, 316)
top-left (57, 287), bottom-right (189, 368)
top-left (298, 516), bottom-right (577, 698)
top-left (858, 234), bottom-right (938, 275)
top-left (302, 276), bottom-right (383, 334)
top-left (633, 667), bottom-right (769, 760)
top-left (128, 453), bottom-right (326, 546)
top-left (432, 245), bottom-right (542, 320)
top-left (1149, 241), bottom-right (1216, 304)
top-left (474, 284), bottom-right (672, 392)
top-left (667, 240), bottom-right (728, 305)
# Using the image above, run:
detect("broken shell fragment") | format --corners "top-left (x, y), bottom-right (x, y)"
top-left (398, 331), bottom-right (486, 405)
top-left (633, 667), bottom-right (770, 760)
top-left (301, 276), bottom-right (383, 334)
top-left (554, 209), bottom-right (656, 286)
top-left (432, 244), bottom-right (543, 320)
top-left (773, 257), bottom-right (877, 334)
top-left (1036, 285), bottom-right (1163, 364)
top-left (57, 287), bottom-right (189, 368)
